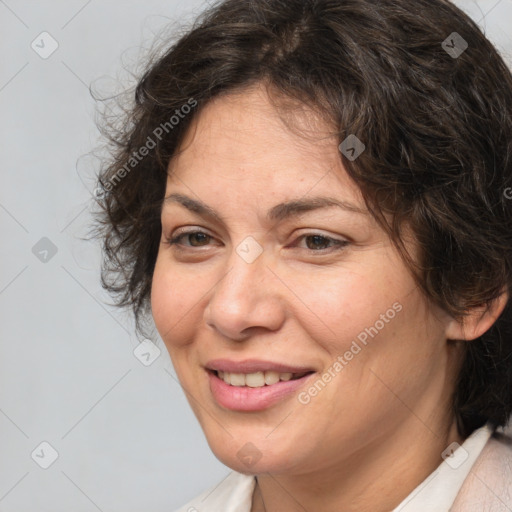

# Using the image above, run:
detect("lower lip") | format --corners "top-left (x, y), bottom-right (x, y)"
top-left (207, 371), bottom-right (314, 411)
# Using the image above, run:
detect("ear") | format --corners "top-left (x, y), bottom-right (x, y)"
top-left (445, 289), bottom-right (509, 341)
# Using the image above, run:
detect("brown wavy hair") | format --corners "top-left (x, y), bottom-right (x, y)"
top-left (94, 0), bottom-right (512, 438)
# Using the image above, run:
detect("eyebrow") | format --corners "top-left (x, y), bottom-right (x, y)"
top-left (163, 193), bottom-right (368, 223)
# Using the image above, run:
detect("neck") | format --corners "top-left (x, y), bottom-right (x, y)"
top-left (251, 416), bottom-right (463, 512)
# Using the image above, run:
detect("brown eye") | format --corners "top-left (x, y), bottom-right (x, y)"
top-left (167, 231), bottom-right (213, 247)
top-left (297, 234), bottom-right (348, 252)
top-left (305, 235), bottom-right (332, 250)
top-left (187, 232), bottom-right (211, 246)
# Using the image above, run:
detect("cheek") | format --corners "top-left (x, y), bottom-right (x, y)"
top-left (289, 266), bottom-right (399, 355)
top-left (150, 256), bottom-right (205, 349)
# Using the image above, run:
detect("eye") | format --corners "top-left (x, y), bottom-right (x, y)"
top-left (166, 230), bottom-right (216, 248)
top-left (294, 233), bottom-right (349, 252)
top-left (165, 230), bottom-right (348, 254)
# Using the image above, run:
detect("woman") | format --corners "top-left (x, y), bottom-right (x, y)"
top-left (95, 0), bottom-right (512, 510)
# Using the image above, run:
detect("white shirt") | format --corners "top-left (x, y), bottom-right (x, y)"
top-left (174, 423), bottom-right (493, 512)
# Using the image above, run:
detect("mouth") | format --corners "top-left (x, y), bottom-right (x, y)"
top-left (205, 361), bottom-right (317, 411)
top-left (208, 369), bottom-right (314, 388)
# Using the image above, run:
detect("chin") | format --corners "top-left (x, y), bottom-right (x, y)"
top-left (206, 432), bottom-right (301, 476)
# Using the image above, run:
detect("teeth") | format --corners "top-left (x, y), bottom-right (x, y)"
top-left (217, 370), bottom-right (307, 387)
top-left (264, 371), bottom-right (280, 385)
top-left (245, 371), bottom-right (265, 388)
top-left (230, 373), bottom-right (246, 386)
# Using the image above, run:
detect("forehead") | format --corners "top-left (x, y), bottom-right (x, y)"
top-left (167, 84), bottom-right (365, 207)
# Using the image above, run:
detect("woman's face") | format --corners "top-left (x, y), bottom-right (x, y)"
top-left (151, 84), bottom-right (460, 477)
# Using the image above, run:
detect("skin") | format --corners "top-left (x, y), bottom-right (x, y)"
top-left (150, 83), bottom-right (504, 512)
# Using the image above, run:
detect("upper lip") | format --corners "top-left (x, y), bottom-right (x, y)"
top-left (205, 358), bottom-right (315, 374)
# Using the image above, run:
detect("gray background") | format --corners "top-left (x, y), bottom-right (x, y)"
top-left (1, 1), bottom-right (511, 510)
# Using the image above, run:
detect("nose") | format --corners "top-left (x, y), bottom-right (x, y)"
top-left (203, 249), bottom-right (286, 341)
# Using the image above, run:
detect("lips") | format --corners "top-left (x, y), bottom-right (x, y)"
top-left (205, 358), bottom-right (316, 411)
top-left (205, 358), bottom-right (315, 374)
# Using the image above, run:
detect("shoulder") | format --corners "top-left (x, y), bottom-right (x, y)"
top-left (451, 423), bottom-right (512, 511)
top-left (173, 471), bottom-right (256, 512)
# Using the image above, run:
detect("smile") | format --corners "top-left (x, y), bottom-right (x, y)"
top-left (205, 360), bottom-right (316, 411)
top-left (214, 370), bottom-right (312, 387)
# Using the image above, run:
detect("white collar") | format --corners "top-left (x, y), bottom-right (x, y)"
top-left (175, 423), bottom-right (493, 512)
top-left (392, 423), bottom-right (493, 511)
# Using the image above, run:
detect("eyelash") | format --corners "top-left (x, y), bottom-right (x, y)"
top-left (165, 230), bottom-right (349, 253)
